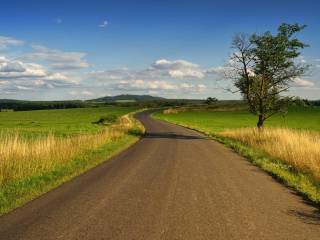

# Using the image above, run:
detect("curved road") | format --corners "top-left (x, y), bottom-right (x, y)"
top-left (0, 112), bottom-right (319, 239)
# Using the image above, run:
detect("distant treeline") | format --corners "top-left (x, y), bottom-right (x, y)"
top-left (0, 98), bottom-right (318, 112)
top-left (310, 100), bottom-right (320, 106)
top-left (0, 99), bottom-right (87, 111)
top-left (291, 98), bottom-right (320, 107)
top-left (0, 98), bottom-right (208, 111)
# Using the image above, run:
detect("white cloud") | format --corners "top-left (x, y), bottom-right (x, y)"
top-left (69, 90), bottom-right (95, 97)
top-left (82, 59), bottom-right (213, 96)
top-left (0, 59), bottom-right (46, 79)
top-left (16, 85), bottom-right (33, 90)
top-left (206, 66), bottom-right (229, 74)
top-left (293, 77), bottom-right (315, 87)
top-left (0, 36), bottom-right (24, 50)
top-left (21, 45), bottom-right (89, 70)
top-left (115, 79), bottom-right (206, 93)
top-left (0, 56), bottom-right (77, 92)
top-left (117, 80), bottom-right (177, 90)
top-left (0, 80), bottom-right (9, 85)
top-left (99, 20), bottom-right (108, 28)
top-left (297, 55), bottom-right (307, 64)
top-left (81, 90), bottom-right (94, 96)
top-left (152, 59), bottom-right (205, 79)
top-left (179, 83), bottom-right (206, 92)
top-left (168, 69), bottom-right (204, 79)
top-left (42, 72), bottom-right (70, 81)
top-left (153, 59), bottom-right (198, 69)
top-left (88, 59), bottom-right (209, 84)
top-left (0, 60), bottom-right (25, 72)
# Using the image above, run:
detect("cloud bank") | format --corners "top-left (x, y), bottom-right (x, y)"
top-left (0, 35), bottom-right (319, 100)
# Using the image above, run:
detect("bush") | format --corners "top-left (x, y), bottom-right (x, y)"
top-left (95, 115), bottom-right (118, 125)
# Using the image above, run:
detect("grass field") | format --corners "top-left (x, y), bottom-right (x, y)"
top-left (0, 106), bottom-right (138, 137)
top-left (154, 106), bottom-right (320, 204)
top-left (155, 106), bottom-right (320, 133)
top-left (0, 106), bottom-right (143, 215)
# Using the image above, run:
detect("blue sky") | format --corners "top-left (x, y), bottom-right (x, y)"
top-left (0, 0), bottom-right (319, 100)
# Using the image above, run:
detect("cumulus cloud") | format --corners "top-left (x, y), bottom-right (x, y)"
top-left (0, 58), bottom-right (25, 72)
top-left (153, 59), bottom-right (198, 69)
top-left (117, 80), bottom-right (177, 90)
top-left (115, 79), bottom-right (206, 93)
top-left (0, 40), bottom-right (220, 98)
top-left (21, 45), bottom-right (89, 70)
top-left (0, 56), bottom-right (77, 92)
top-left (83, 59), bottom-right (214, 95)
top-left (0, 59), bottom-right (46, 79)
top-left (88, 59), bottom-right (210, 85)
top-left (69, 90), bottom-right (94, 97)
top-left (293, 77), bottom-right (315, 87)
top-left (0, 36), bottom-right (24, 50)
top-left (206, 66), bottom-right (229, 74)
top-left (297, 55), bottom-right (307, 64)
top-left (152, 59), bottom-right (205, 79)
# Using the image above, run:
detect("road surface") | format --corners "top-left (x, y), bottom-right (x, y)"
top-left (0, 111), bottom-right (319, 239)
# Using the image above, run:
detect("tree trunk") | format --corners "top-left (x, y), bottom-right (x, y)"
top-left (257, 114), bottom-right (264, 128)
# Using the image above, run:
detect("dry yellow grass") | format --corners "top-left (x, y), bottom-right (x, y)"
top-left (163, 107), bottom-right (188, 114)
top-left (220, 128), bottom-right (320, 181)
top-left (0, 114), bottom-right (140, 185)
top-left (163, 108), bottom-right (180, 114)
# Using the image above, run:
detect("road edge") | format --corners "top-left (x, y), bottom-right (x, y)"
top-left (151, 112), bottom-right (320, 207)
top-left (0, 112), bottom-right (145, 216)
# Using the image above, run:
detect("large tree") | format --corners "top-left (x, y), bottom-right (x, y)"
top-left (228, 23), bottom-right (308, 128)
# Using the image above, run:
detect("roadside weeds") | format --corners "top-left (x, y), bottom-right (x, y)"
top-left (0, 113), bottom-right (145, 215)
top-left (152, 115), bottom-right (320, 206)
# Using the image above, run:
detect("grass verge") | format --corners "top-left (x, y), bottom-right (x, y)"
top-left (0, 113), bottom-right (144, 215)
top-left (215, 135), bottom-right (320, 204)
top-left (152, 112), bottom-right (320, 205)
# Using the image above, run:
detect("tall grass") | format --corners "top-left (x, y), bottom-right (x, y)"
top-left (220, 128), bottom-right (320, 182)
top-left (0, 114), bottom-right (141, 185)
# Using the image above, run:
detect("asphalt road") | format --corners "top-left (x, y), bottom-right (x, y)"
top-left (0, 111), bottom-right (319, 240)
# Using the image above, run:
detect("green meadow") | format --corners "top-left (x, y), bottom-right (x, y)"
top-left (0, 106), bottom-right (142, 215)
top-left (154, 106), bottom-right (320, 133)
top-left (0, 106), bottom-right (139, 137)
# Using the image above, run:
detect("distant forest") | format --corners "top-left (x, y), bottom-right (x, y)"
top-left (0, 96), bottom-right (318, 112)
top-left (0, 99), bottom-right (88, 111)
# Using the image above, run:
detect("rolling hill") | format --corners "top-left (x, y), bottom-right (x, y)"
top-left (89, 94), bottom-right (165, 103)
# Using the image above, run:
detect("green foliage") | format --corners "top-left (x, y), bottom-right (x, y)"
top-left (231, 23), bottom-right (308, 127)
top-left (311, 100), bottom-right (320, 106)
top-left (0, 99), bottom-right (88, 111)
top-left (205, 97), bottom-right (218, 105)
top-left (95, 115), bottom-right (118, 125)
top-left (291, 97), bottom-right (311, 107)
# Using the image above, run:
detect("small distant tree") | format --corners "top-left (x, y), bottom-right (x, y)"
top-left (228, 23), bottom-right (308, 128)
top-left (292, 96), bottom-right (310, 106)
top-left (205, 97), bottom-right (218, 105)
